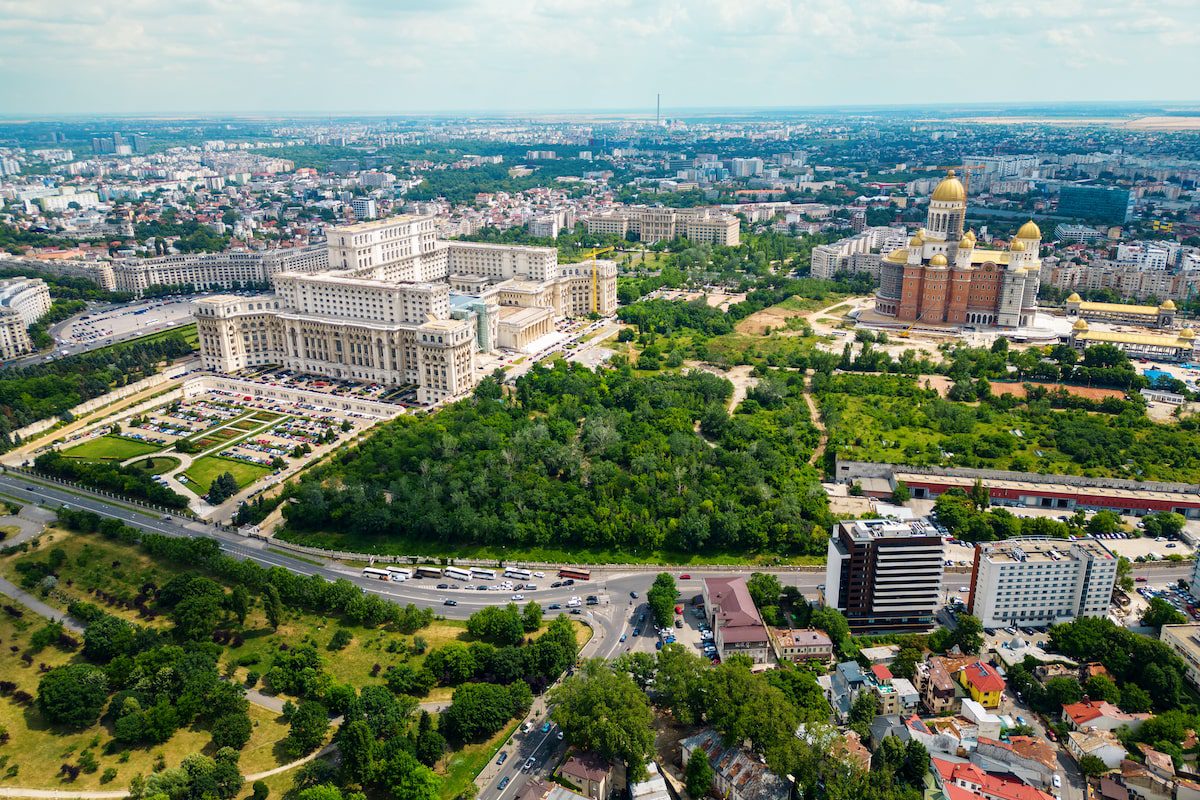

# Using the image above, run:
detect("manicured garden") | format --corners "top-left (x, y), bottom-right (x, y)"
top-left (59, 435), bottom-right (161, 462)
top-left (183, 456), bottom-right (272, 493)
top-left (128, 455), bottom-right (182, 475)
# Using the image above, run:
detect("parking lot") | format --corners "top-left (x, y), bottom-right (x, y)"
top-left (618, 592), bottom-right (716, 661)
top-left (241, 366), bottom-right (419, 406)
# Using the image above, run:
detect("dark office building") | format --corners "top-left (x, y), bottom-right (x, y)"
top-left (1058, 185), bottom-right (1133, 224)
top-left (823, 519), bottom-right (945, 632)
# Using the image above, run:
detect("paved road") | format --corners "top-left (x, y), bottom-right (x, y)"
top-left (0, 471), bottom-right (1191, 800)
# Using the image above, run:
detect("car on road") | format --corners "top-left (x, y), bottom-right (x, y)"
top-left (551, 581), bottom-right (562, 588)
top-left (570, 609), bottom-right (581, 615)
top-left (476, 585), bottom-right (488, 591)
top-left (512, 594), bottom-right (524, 601)
top-left (548, 603), bottom-right (562, 610)
top-left (522, 721), bottom-right (534, 733)
top-left (437, 583), bottom-right (449, 589)
top-left (619, 634), bottom-right (627, 642)
top-left (632, 627), bottom-right (641, 636)
top-left (523, 757), bottom-right (536, 771)
top-left (1135, 577), bottom-right (1148, 583)
top-left (496, 752), bottom-right (508, 765)
top-left (1052, 776), bottom-right (1061, 789)
top-left (679, 574), bottom-right (691, 580)
top-left (541, 722), bottom-right (551, 733)
top-left (498, 777), bottom-right (511, 790)
top-left (161, 514), bottom-right (172, 521)
top-left (629, 591), bottom-right (638, 599)
top-left (444, 599), bottom-right (458, 606)
top-left (563, 579), bottom-right (575, 586)
top-left (557, 731), bottom-right (564, 740)
top-left (586, 596), bottom-right (598, 605)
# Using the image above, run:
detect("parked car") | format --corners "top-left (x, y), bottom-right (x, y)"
top-left (496, 752), bottom-right (508, 765)
top-left (679, 574), bottom-right (691, 580)
top-left (630, 591), bottom-right (639, 599)
top-left (541, 722), bottom-right (551, 733)
top-left (523, 757), bottom-right (536, 771)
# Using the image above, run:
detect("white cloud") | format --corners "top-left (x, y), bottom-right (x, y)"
top-left (0, 0), bottom-right (1197, 112)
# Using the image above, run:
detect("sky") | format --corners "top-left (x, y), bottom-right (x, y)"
top-left (2, 0), bottom-right (1199, 116)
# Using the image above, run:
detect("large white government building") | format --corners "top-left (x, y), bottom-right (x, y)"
top-left (0, 277), bottom-right (52, 360)
top-left (195, 216), bottom-right (617, 404)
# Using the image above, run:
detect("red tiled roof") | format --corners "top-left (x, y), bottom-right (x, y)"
top-left (961, 661), bottom-right (1006, 694)
top-left (871, 664), bottom-right (893, 682)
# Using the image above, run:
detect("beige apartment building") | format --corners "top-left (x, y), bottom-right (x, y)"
top-left (585, 206), bottom-right (740, 246)
top-left (196, 216), bottom-right (617, 404)
top-left (0, 277), bottom-right (52, 360)
top-left (114, 247), bottom-right (328, 295)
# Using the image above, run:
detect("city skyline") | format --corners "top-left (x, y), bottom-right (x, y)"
top-left (3, 0), bottom-right (1199, 115)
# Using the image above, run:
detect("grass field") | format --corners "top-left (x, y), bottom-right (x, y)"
top-left (89, 323), bottom-right (199, 357)
top-left (438, 717), bottom-right (521, 799)
top-left (3, 531), bottom-right (591, 699)
top-left (0, 596), bottom-right (289, 791)
top-left (128, 455), bottom-right (182, 475)
top-left (229, 419), bottom-right (261, 432)
top-left (183, 456), bottom-right (272, 493)
top-left (60, 435), bottom-right (161, 462)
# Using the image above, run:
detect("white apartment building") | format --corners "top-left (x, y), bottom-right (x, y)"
top-left (730, 157), bottom-right (764, 178)
top-left (1160, 624), bottom-right (1200, 689)
top-left (0, 277), bottom-right (52, 360)
top-left (968, 537), bottom-right (1117, 629)
top-left (196, 216), bottom-right (617, 404)
top-left (584, 206), bottom-right (740, 246)
top-left (351, 197), bottom-right (378, 220)
top-left (114, 246), bottom-right (328, 295)
top-left (810, 226), bottom-right (907, 280)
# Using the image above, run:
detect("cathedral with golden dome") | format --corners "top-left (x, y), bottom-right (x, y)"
top-left (874, 170), bottom-right (1042, 329)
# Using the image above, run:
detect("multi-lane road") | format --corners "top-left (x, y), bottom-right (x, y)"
top-left (0, 471), bottom-right (1191, 800)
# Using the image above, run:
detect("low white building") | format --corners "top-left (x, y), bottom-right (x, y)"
top-left (1067, 729), bottom-right (1127, 770)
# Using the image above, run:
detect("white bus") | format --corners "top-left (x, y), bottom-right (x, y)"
top-left (386, 567), bottom-right (412, 582)
top-left (470, 567), bottom-right (497, 581)
top-left (503, 568), bottom-right (532, 581)
top-left (414, 566), bottom-right (443, 579)
top-left (444, 567), bottom-right (472, 582)
top-left (362, 567), bottom-right (390, 581)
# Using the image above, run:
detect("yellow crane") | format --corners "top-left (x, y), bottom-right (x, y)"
top-left (581, 245), bottom-right (614, 314)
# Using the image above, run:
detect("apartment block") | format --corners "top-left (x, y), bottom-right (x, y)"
top-left (967, 537), bottom-right (1117, 629)
top-left (1160, 623), bottom-right (1200, 690)
top-left (0, 277), bottom-right (52, 360)
top-left (810, 226), bottom-right (907, 279)
top-left (584, 206), bottom-right (740, 246)
top-left (823, 519), bottom-right (945, 631)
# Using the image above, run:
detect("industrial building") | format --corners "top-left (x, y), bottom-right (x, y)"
top-left (823, 518), bottom-right (945, 632)
top-left (967, 537), bottom-right (1118, 629)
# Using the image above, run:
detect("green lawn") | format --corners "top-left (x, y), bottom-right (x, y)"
top-left (128, 455), bottom-right (182, 475)
top-left (60, 435), bottom-right (161, 462)
top-left (183, 455), bottom-right (272, 493)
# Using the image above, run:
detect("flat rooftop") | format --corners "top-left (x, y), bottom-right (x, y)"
top-left (979, 536), bottom-right (1112, 564)
top-left (332, 214), bottom-right (430, 232)
top-left (894, 471), bottom-right (1200, 505)
top-left (837, 518), bottom-right (940, 542)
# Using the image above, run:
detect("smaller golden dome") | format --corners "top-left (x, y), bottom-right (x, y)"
top-left (885, 248), bottom-right (908, 263)
top-left (1010, 239), bottom-right (1026, 252)
top-left (929, 254), bottom-right (948, 267)
top-left (1066, 293), bottom-right (1082, 303)
top-left (1016, 220), bottom-right (1042, 240)
top-left (1180, 327), bottom-right (1195, 340)
top-left (1072, 319), bottom-right (1089, 331)
top-left (909, 233), bottom-right (924, 247)
top-left (1160, 299), bottom-right (1177, 311)
top-left (958, 234), bottom-right (974, 249)
top-left (963, 229), bottom-right (976, 241)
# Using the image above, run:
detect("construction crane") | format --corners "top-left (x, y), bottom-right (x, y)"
top-left (582, 246), bottom-right (614, 314)
top-left (928, 163), bottom-right (986, 196)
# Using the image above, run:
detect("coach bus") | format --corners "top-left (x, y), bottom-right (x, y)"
top-left (386, 567), bottom-right (412, 582)
top-left (471, 567), bottom-right (498, 581)
top-left (414, 566), bottom-right (443, 579)
top-left (503, 568), bottom-right (532, 581)
top-left (362, 567), bottom-right (391, 581)
top-left (558, 567), bottom-right (592, 581)
top-left (443, 567), bottom-right (472, 582)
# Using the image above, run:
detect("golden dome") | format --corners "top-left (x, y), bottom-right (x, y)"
top-left (958, 234), bottom-right (975, 249)
top-left (1016, 220), bottom-right (1042, 240)
top-left (1010, 239), bottom-right (1026, 252)
top-left (909, 232), bottom-right (924, 247)
top-left (1066, 293), bottom-right (1082, 303)
top-left (929, 253), bottom-right (948, 267)
top-left (1072, 319), bottom-right (1089, 331)
top-left (931, 170), bottom-right (967, 203)
top-left (1180, 327), bottom-right (1195, 340)
top-left (963, 229), bottom-right (976, 241)
top-left (885, 248), bottom-right (909, 263)
top-left (1160, 299), bottom-right (1177, 311)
